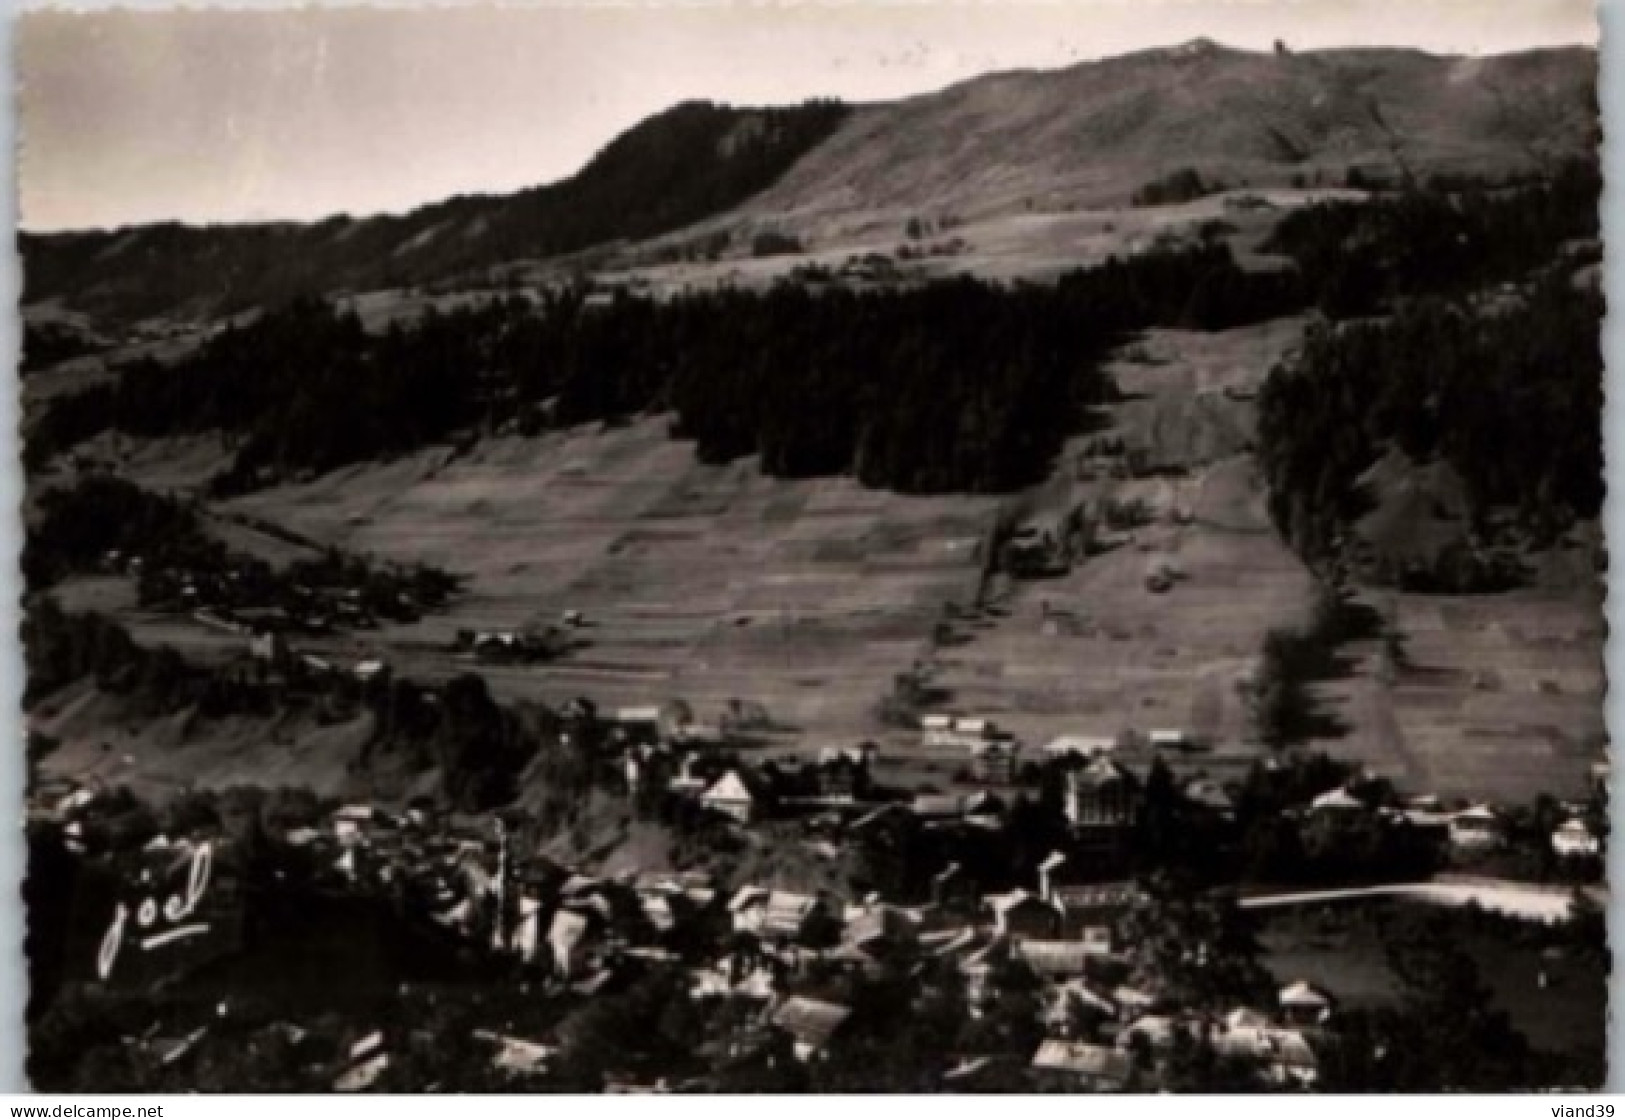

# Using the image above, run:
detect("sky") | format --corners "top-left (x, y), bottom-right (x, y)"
top-left (17, 0), bottom-right (1599, 232)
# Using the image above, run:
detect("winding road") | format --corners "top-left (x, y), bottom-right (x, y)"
top-left (1238, 876), bottom-right (1602, 923)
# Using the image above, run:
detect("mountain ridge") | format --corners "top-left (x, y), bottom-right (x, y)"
top-left (20, 41), bottom-right (1597, 325)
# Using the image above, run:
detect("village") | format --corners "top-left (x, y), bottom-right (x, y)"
top-left (26, 687), bottom-right (1608, 1093)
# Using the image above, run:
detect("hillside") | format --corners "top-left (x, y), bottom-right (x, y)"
top-left (20, 41), bottom-right (1595, 327)
top-left (19, 99), bottom-right (849, 324)
top-left (733, 42), bottom-right (1597, 238)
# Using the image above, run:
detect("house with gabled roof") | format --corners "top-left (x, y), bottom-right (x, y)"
top-left (1030, 1039), bottom-right (1133, 1091)
top-left (1018, 939), bottom-right (1103, 980)
top-left (1213, 1022), bottom-right (1320, 1087)
top-left (548, 909), bottom-right (593, 979)
top-left (1065, 756), bottom-right (1140, 836)
top-left (760, 890), bottom-right (826, 942)
top-left (701, 770), bottom-right (766, 823)
top-left (1043, 735), bottom-right (1118, 762)
top-left (1278, 979), bottom-right (1336, 1027)
top-left (986, 889), bottom-right (1060, 941)
top-left (1552, 817), bottom-right (1602, 858)
top-left (770, 996), bottom-right (852, 1061)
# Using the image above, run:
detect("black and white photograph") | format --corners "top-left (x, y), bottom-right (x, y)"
top-left (14, 0), bottom-right (1609, 1093)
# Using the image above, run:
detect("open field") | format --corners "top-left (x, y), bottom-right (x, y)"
top-left (927, 317), bottom-right (1312, 757)
top-left (33, 306), bottom-right (1604, 805)
top-left (1310, 586), bottom-right (1605, 803)
top-left (930, 453), bottom-right (1310, 752)
top-left (187, 319), bottom-right (1315, 769)
top-left (216, 418), bottom-right (998, 742)
top-left (595, 189), bottom-right (1343, 296)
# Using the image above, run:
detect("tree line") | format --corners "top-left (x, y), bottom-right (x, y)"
top-left (1263, 158), bottom-right (1599, 317)
top-left (31, 242), bottom-right (1303, 495)
top-left (25, 476), bottom-right (460, 624)
top-left (1256, 277), bottom-right (1603, 578)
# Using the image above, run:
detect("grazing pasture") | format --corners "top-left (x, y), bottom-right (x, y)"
top-left (223, 417), bottom-right (999, 741)
top-left (1311, 585), bottom-right (1605, 802)
top-left (35, 310), bottom-right (1603, 804)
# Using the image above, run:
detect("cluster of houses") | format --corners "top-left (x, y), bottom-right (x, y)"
top-left (913, 712), bottom-right (1604, 867)
top-left (1300, 783), bottom-right (1604, 861)
top-left (101, 542), bottom-right (436, 639)
top-left (34, 769), bottom-right (1349, 1091)
top-left (31, 682), bottom-right (1605, 1091)
top-left (292, 798), bottom-right (1343, 1090)
top-left (451, 610), bottom-right (587, 664)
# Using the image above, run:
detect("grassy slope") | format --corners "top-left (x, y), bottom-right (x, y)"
top-left (32, 295), bottom-right (1604, 804)
top-left (730, 43), bottom-right (1596, 236)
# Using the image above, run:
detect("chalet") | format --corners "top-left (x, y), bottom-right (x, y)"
top-left (1003, 514), bottom-right (1073, 577)
top-left (1552, 818), bottom-right (1602, 858)
top-left (1030, 1040), bottom-right (1133, 1091)
top-left (700, 770), bottom-right (765, 823)
top-left (1042, 735), bottom-right (1117, 761)
top-left (771, 996), bottom-right (852, 1061)
top-left (920, 714), bottom-right (956, 746)
top-left (510, 894), bottom-right (545, 963)
top-left (921, 714), bottom-right (1006, 750)
top-left (761, 890), bottom-right (825, 941)
top-left (332, 804), bottom-right (379, 845)
top-left (971, 739), bottom-right (1020, 784)
top-left (1307, 787), bottom-right (1368, 816)
top-left (548, 909), bottom-right (594, 979)
top-left (819, 743), bottom-right (879, 768)
top-left (843, 901), bottom-right (916, 956)
top-left (474, 1030), bottom-right (557, 1078)
top-left (986, 889), bottom-right (1060, 941)
top-left (1051, 881), bottom-right (1138, 946)
top-left (1147, 728), bottom-right (1190, 752)
top-left (728, 886), bottom-right (770, 935)
top-left (1112, 985), bottom-right (1158, 1021)
top-left (1182, 776), bottom-right (1235, 820)
top-left (352, 658), bottom-right (390, 684)
top-left (1214, 1024), bottom-right (1320, 1087)
top-left (911, 793), bottom-right (966, 821)
top-left (614, 706), bottom-right (665, 742)
top-left (813, 752), bottom-right (869, 802)
top-left (671, 722), bottom-right (725, 750)
top-left (1117, 1013), bottom-right (1188, 1057)
top-left (1018, 939), bottom-right (1102, 980)
top-left (248, 630), bottom-right (290, 664)
top-left (729, 888), bottom-right (825, 942)
top-left (1448, 805), bottom-right (1506, 852)
top-left (1224, 1007), bottom-right (1273, 1033)
top-left (1277, 980), bottom-right (1335, 1027)
top-left (1064, 757), bottom-right (1140, 855)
